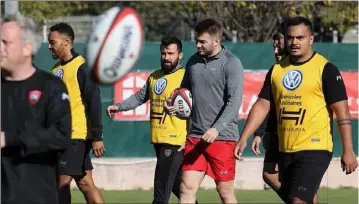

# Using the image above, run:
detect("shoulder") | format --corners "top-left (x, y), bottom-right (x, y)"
top-left (322, 62), bottom-right (340, 77)
top-left (222, 50), bottom-right (243, 71)
top-left (149, 69), bottom-right (163, 78)
top-left (186, 54), bottom-right (201, 67)
top-left (311, 52), bottom-right (329, 70)
top-left (38, 70), bottom-right (68, 92)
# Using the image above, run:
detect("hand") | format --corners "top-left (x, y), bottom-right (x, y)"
top-left (178, 144), bottom-right (185, 152)
top-left (163, 98), bottom-right (179, 115)
top-left (107, 105), bottom-right (119, 117)
top-left (252, 136), bottom-right (262, 156)
top-left (201, 128), bottom-right (219, 143)
top-left (341, 150), bottom-right (358, 175)
top-left (92, 141), bottom-right (105, 158)
top-left (234, 140), bottom-right (247, 161)
top-left (1, 131), bottom-right (5, 149)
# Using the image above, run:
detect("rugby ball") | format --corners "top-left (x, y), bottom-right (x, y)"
top-left (85, 7), bottom-right (143, 85)
top-left (170, 88), bottom-right (192, 120)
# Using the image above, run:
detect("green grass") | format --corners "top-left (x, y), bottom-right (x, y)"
top-left (71, 187), bottom-right (358, 203)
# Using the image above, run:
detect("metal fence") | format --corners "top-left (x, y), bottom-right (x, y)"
top-left (42, 16), bottom-right (99, 43)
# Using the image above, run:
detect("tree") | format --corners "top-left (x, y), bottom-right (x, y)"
top-left (319, 1), bottom-right (358, 40)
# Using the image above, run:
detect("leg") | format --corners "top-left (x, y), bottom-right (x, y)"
top-left (180, 171), bottom-right (206, 203)
top-left (263, 150), bottom-right (287, 201)
top-left (58, 140), bottom-right (85, 204)
top-left (263, 155), bottom-right (281, 190)
top-left (180, 137), bottom-right (209, 203)
top-left (74, 140), bottom-right (104, 204)
top-left (262, 133), bottom-right (281, 191)
top-left (74, 170), bottom-right (104, 204)
top-left (313, 194), bottom-right (318, 204)
top-left (152, 144), bottom-right (183, 204)
top-left (287, 151), bottom-right (332, 204)
top-left (206, 141), bottom-right (237, 204)
top-left (58, 175), bottom-right (73, 204)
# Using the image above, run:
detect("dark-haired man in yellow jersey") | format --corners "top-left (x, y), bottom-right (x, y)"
top-left (48, 22), bottom-right (105, 204)
top-left (234, 16), bottom-right (358, 204)
top-left (107, 36), bottom-right (196, 204)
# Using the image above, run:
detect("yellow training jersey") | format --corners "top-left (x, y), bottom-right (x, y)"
top-left (270, 53), bottom-right (333, 153)
top-left (52, 55), bottom-right (88, 140)
top-left (148, 68), bottom-right (187, 146)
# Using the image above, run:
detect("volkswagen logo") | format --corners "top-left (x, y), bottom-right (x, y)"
top-left (282, 69), bottom-right (303, 91)
top-left (54, 69), bottom-right (64, 79)
top-left (154, 78), bottom-right (167, 95)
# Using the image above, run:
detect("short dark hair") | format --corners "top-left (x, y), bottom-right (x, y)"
top-left (49, 22), bottom-right (75, 43)
top-left (160, 36), bottom-right (182, 53)
top-left (287, 16), bottom-right (313, 34)
top-left (195, 18), bottom-right (223, 38)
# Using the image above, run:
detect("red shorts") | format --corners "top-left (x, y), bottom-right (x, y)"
top-left (182, 137), bottom-right (237, 182)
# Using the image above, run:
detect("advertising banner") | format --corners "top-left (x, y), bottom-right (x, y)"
top-left (113, 71), bottom-right (358, 120)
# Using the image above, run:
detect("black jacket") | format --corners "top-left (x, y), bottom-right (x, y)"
top-left (1, 69), bottom-right (71, 204)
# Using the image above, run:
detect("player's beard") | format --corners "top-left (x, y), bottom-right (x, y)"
top-left (161, 58), bottom-right (180, 73)
top-left (50, 45), bottom-right (64, 60)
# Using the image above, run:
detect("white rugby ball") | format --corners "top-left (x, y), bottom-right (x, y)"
top-left (85, 7), bottom-right (143, 85)
top-left (170, 88), bottom-right (192, 120)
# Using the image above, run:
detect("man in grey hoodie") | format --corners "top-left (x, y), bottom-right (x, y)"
top-left (165, 18), bottom-right (244, 204)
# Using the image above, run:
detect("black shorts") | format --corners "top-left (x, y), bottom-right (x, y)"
top-left (58, 139), bottom-right (93, 176)
top-left (279, 150), bottom-right (332, 203)
top-left (263, 132), bottom-right (279, 163)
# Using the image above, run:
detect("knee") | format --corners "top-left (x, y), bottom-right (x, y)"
top-left (76, 177), bottom-right (96, 192)
top-left (216, 183), bottom-right (234, 199)
top-left (290, 197), bottom-right (308, 204)
top-left (262, 171), bottom-right (275, 184)
top-left (180, 180), bottom-right (198, 196)
top-left (59, 176), bottom-right (73, 189)
top-left (262, 171), bottom-right (281, 190)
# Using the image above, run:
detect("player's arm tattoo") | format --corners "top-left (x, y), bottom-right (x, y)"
top-left (337, 118), bottom-right (352, 126)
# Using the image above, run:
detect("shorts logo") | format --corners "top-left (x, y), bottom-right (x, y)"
top-left (282, 69), bottom-right (303, 91)
top-left (154, 78), bottom-right (167, 95)
top-left (164, 149), bottom-right (172, 157)
top-left (220, 170), bottom-right (228, 175)
top-left (54, 68), bottom-right (64, 79)
top-left (28, 90), bottom-right (42, 105)
top-left (59, 161), bottom-right (67, 166)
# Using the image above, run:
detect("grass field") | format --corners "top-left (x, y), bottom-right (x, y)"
top-left (71, 187), bottom-right (358, 203)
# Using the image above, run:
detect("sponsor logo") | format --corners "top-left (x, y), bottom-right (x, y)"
top-left (54, 68), bottom-right (64, 79)
top-left (104, 25), bottom-right (134, 79)
top-left (282, 69), bottom-right (303, 91)
top-left (154, 78), bottom-right (167, 95)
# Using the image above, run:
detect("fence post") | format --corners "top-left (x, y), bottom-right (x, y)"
top-left (333, 30), bottom-right (338, 43)
top-left (43, 20), bottom-right (48, 43)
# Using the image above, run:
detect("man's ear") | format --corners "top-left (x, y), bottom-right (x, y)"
top-left (22, 43), bottom-right (33, 57)
top-left (310, 35), bottom-right (314, 46)
top-left (179, 52), bottom-right (184, 60)
top-left (64, 38), bottom-right (70, 47)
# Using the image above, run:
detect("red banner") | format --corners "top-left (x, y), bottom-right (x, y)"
top-left (113, 71), bottom-right (358, 121)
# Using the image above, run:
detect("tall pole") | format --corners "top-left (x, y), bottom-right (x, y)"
top-left (4, 0), bottom-right (19, 16)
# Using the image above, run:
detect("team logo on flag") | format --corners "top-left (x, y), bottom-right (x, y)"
top-left (164, 149), bottom-right (172, 157)
top-left (28, 90), bottom-right (42, 105)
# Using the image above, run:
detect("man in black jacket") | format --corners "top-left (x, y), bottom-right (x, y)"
top-left (1, 13), bottom-right (71, 204)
